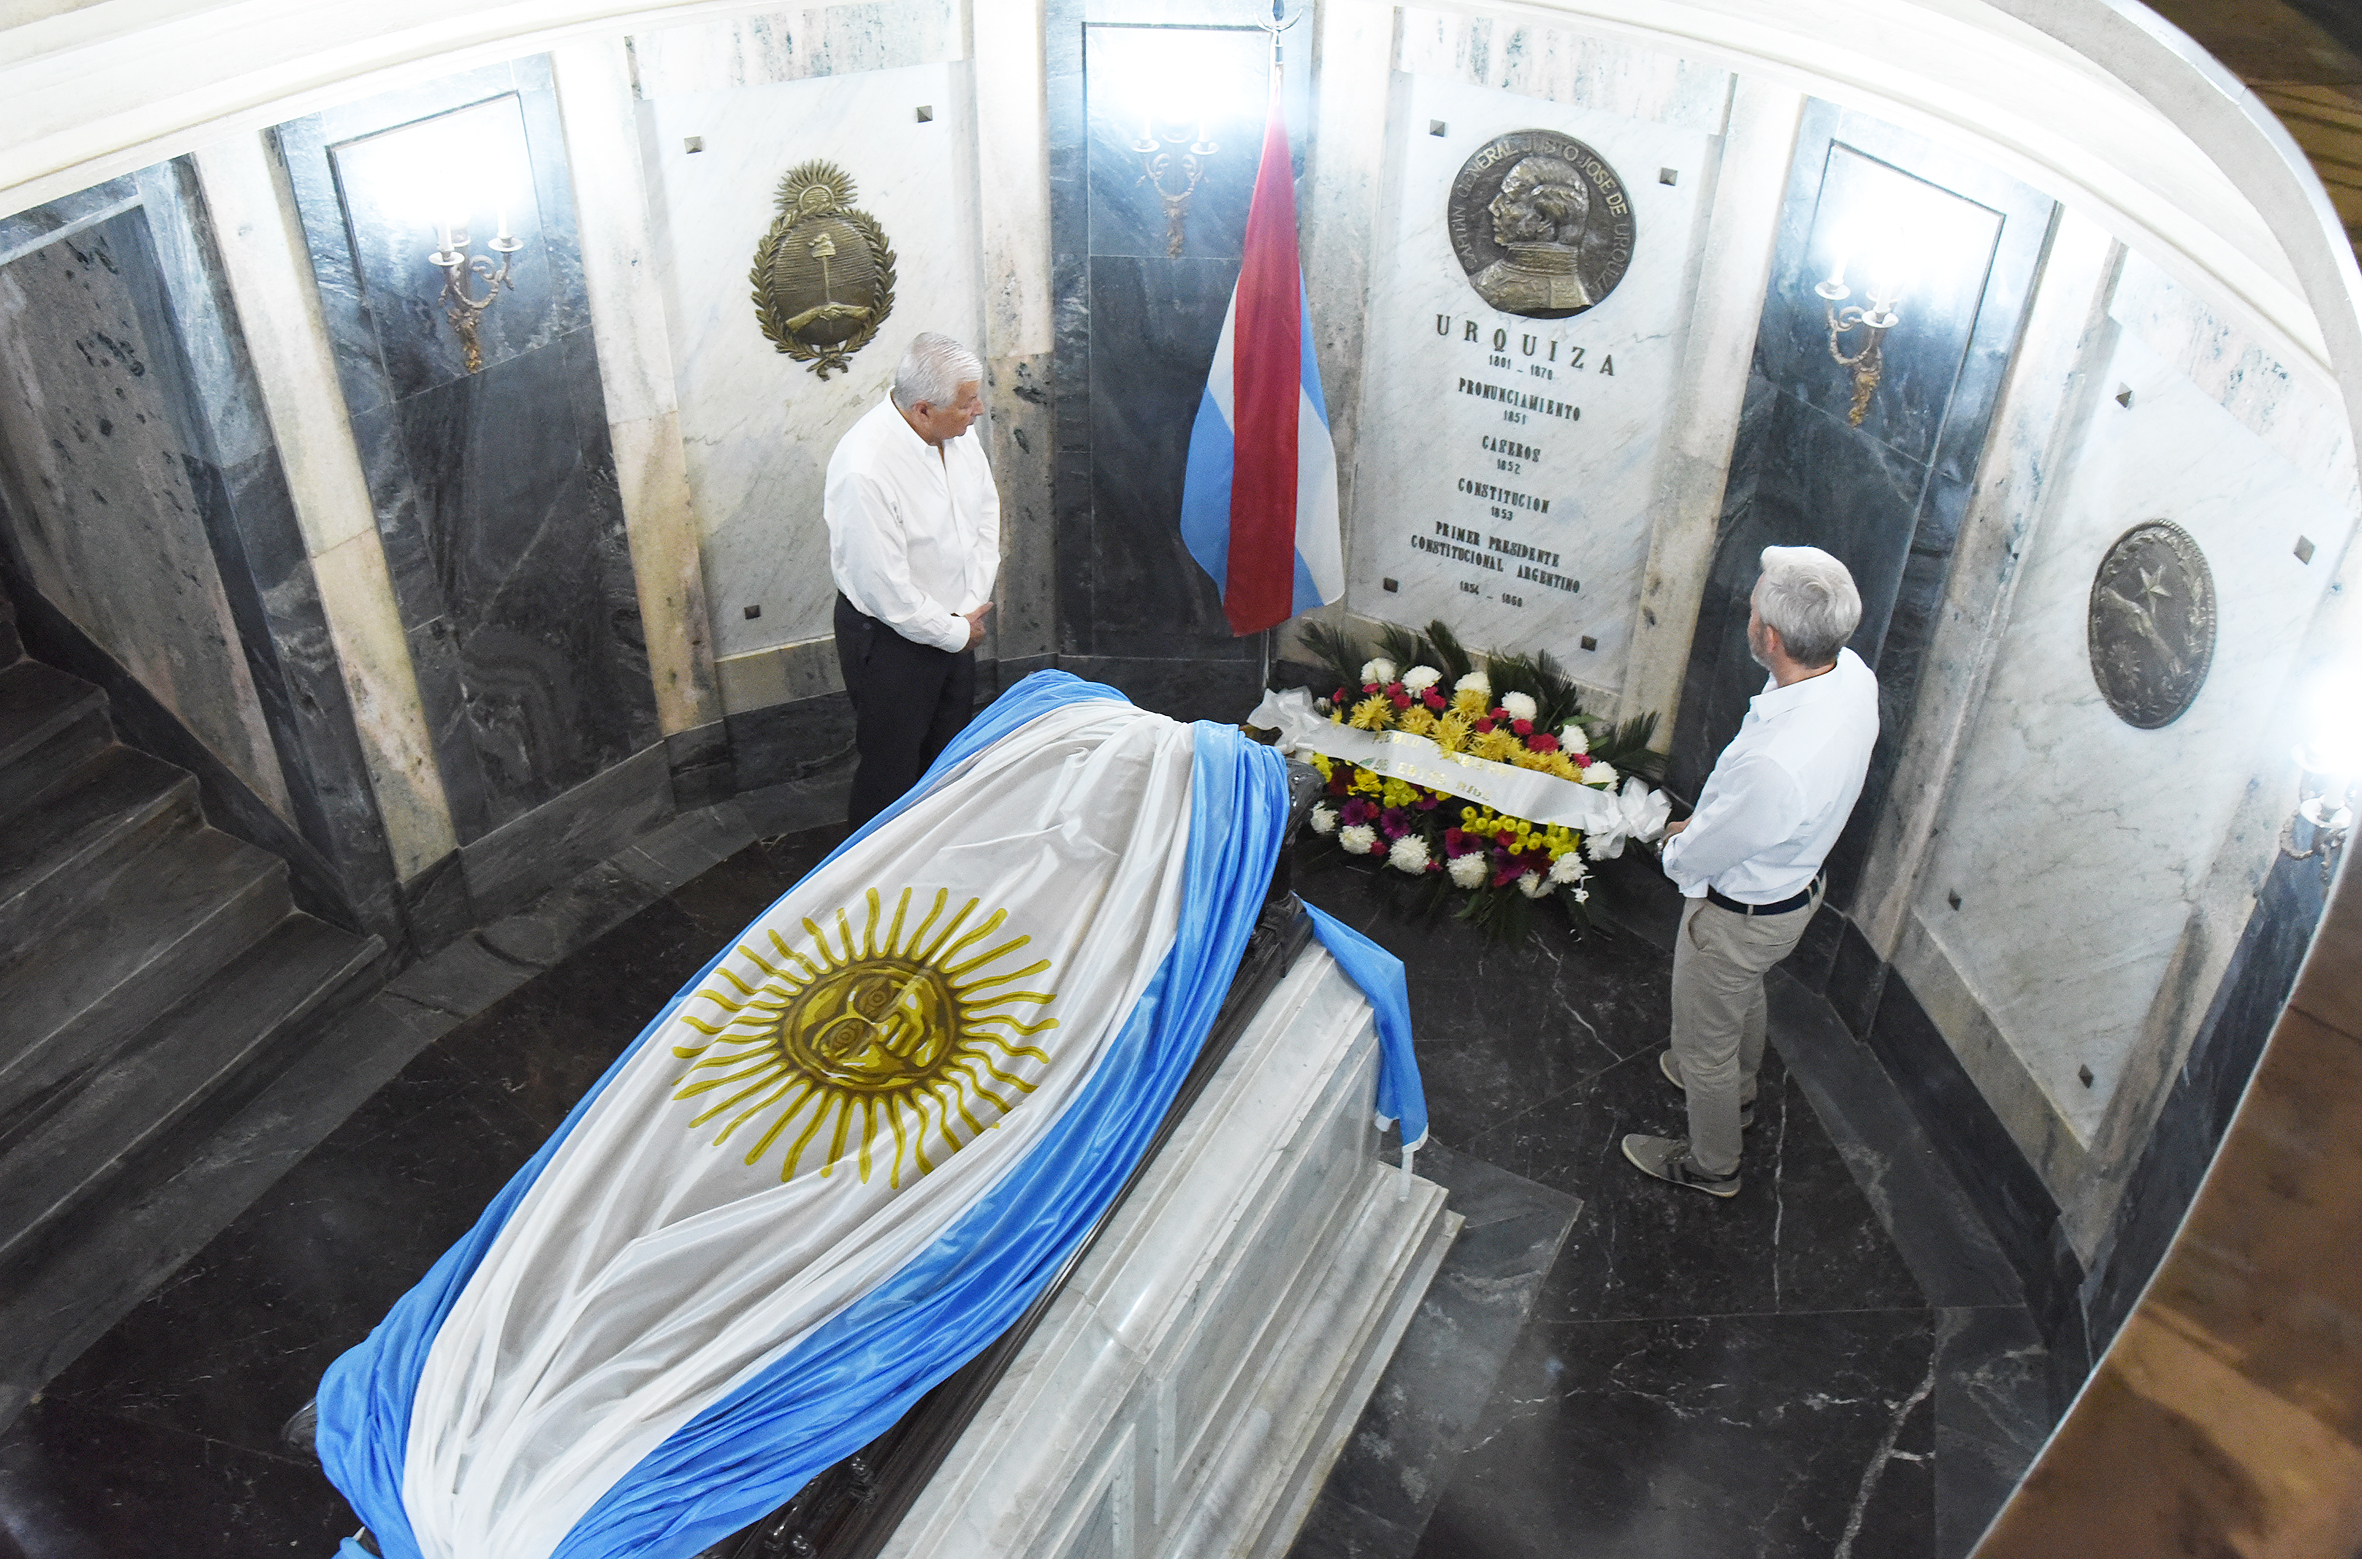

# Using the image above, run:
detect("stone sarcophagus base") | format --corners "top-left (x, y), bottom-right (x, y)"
top-left (879, 945), bottom-right (1457, 1559)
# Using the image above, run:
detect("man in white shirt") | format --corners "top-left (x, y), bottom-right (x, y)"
top-left (1624, 546), bottom-right (1879, 1198)
top-left (825, 333), bottom-right (1001, 827)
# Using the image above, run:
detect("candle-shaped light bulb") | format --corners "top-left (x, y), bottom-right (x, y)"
top-left (437, 219), bottom-right (453, 257)
top-left (496, 206), bottom-right (511, 243)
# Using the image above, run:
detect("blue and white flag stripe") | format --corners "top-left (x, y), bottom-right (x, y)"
top-left (1178, 277), bottom-right (1345, 624)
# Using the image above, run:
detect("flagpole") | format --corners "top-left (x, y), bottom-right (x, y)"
top-left (1262, 0), bottom-right (1292, 701)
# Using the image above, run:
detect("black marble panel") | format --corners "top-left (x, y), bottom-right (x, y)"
top-left (1668, 102), bottom-right (2055, 913)
top-left (724, 689), bottom-right (857, 793)
top-left (276, 59), bottom-right (658, 857)
top-left (456, 740), bottom-right (674, 923)
top-left (1059, 654), bottom-right (1263, 722)
top-left (1085, 254), bottom-right (1252, 658)
top-left (1864, 969), bottom-right (2075, 1335)
top-left (1931, 1305), bottom-right (2051, 1559)
top-left (1083, 23), bottom-right (1280, 261)
top-left (1825, 911), bottom-right (1890, 1039)
top-left (666, 721), bottom-right (735, 810)
top-left (2080, 848), bottom-right (2332, 1351)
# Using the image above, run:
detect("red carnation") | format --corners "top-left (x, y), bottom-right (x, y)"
top-left (1512, 719), bottom-right (1534, 736)
top-left (1424, 689), bottom-right (1447, 710)
top-left (1475, 718), bottom-right (1495, 734)
top-left (1390, 691), bottom-right (1412, 709)
top-left (1529, 732), bottom-right (1560, 752)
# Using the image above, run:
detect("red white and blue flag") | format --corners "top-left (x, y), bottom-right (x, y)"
top-left (1179, 78), bottom-right (1343, 637)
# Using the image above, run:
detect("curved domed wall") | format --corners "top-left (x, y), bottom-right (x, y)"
top-left (0, 1), bottom-right (2356, 1552)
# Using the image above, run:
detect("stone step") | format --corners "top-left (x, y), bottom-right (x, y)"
top-left (0, 745), bottom-right (198, 954)
top-left (0, 660), bottom-right (111, 822)
top-left (0, 824), bottom-right (290, 1129)
top-left (0, 914), bottom-right (382, 1274)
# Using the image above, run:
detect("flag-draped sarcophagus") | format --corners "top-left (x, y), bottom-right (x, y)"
top-left (309, 673), bottom-right (1448, 1559)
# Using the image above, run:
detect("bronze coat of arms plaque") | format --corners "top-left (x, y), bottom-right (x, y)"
top-left (2087, 519), bottom-right (2216, 729)
top-left (751, 161), bottom-right (897, 380)
top-left (1448, 131), bottom-right (1634, 320)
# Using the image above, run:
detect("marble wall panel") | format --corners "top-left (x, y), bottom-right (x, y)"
top-left (1911, 322), bottom-right (2344, 1149)
top-left (1394, 8), bottom-right (1733, 135)
top-left (1346, 71), bottom-right (1715, 699)
top-left (626, 0), bottom-right (958, 97)
top-left (636, 61), bottom-right (986, 664)
top-left (278, 58), bottom-right (662, 848)
top-left (0, 214), bottom-right (289, 818)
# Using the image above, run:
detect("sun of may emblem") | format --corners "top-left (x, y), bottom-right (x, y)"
top-left (671, 888), bottom-right (1059, 1187)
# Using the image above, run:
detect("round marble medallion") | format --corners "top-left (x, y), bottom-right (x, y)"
top-left (1448, 131), bottom-right (1634, 319)
top-left (2087, 520), bottom-right (2216, 729)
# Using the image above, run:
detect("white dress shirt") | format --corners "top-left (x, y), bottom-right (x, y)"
top-left (824, 396), bottom-right (1001, 653)
top-left (1660, 648), bottom-right (1880, 903)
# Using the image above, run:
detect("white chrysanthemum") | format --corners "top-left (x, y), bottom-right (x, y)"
top-left (1454, 671), bottom-right (1491, 697)
top-left (1338, 823), bottom-right (1378, 855)
top-left (1360, 658), bottom-right (1398, 687)
top-left (1401, 665), bottom-right (1442, 693)
top-left (1388, 835), bottom-right (1432, 874)
top-left (1515, 870), bottom-right (1549, 899)
top-left (1584, 759), bottom-right (1618, 788)
top-left (1549, 851), bottom-right (1588, 884)
top-left (1559, 721), bottom-right (1589, 754)
top-left (1448, 852), bottom-right (1488, 889)
top-left (1308, 803), bottom-right (1338, 835)
top-left (1501, 691), bottom-right (1538, 723)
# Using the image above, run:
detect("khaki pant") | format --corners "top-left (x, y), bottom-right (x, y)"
top-left (1669, 883), bottom-right (1822, 1177)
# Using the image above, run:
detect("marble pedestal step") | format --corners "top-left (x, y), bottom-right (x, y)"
top-left (884, 948), bottom-right (1456, 1559)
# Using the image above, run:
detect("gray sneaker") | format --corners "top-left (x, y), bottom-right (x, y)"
top-left (1656, 1049), bottom-right (1755, 1129)
top-left (1621, 1133), bottom-right (1740, 1198)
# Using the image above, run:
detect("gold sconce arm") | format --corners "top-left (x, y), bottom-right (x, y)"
top-left (1818, 276), bottom-right (1900, 427)
top-left (431, 228), bottom-right (525, 374)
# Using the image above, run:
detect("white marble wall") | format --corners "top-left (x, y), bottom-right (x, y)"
top-left (1908, 252), bottom-right (2356, 1170)
top-left (636, 53), bottom-right (985, 697)
top-left (1344, 57), bottom-right (1722, 702)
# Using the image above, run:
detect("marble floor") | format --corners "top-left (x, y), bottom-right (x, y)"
top-left (0, 815), bottom-right (2051, 1559)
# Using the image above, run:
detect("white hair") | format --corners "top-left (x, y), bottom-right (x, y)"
top-left (1754, 545), bottom-right (1861, 666)
top-left (890, 332), bottom-right (983, 412)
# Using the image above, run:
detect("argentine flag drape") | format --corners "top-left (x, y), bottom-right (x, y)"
top-left (1178, 71), bottom-right (1344, 637)
top-left (315, 672), bottom-right (1423, 1559)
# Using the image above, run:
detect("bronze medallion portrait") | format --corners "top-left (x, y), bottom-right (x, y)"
top-left (2087, 520), bottom-right (2216, 729)
top-left (751, 161), bottom-right (898, 380)
top-left (1449, 131), bottom-right (1634, 319)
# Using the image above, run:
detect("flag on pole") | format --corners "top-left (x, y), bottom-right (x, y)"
top-left (1178, 74), bottom-right (1344, 637)
top-left (313, 672), bottom-right (1425, 1559)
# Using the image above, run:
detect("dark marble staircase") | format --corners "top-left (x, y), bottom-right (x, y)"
top-left (0, 591), bottom-right (383, 1280)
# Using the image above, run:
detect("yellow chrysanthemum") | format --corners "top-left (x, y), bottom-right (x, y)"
top-left (1432, 714), bottom-right (1472, 752)
top-left (1349, 695), bottom-right (1395, 730)
top-left (1451, 687), bottom-right (1491, 719)
top-left (1308, 752), bottom-right (1334, 781)
top-left (1350, 766), bottom-right (1383, 796)
top-left (1509, 748), bottom-right (1553, 772)
top-left (1397, 704), bottom-right (1438, 737)
top-left (1380, 777), bottom-right (1418, 811)
top-left (1543, 751), bottom-right (1580, 780)
top-left (1328, 708), bottom-right (1344, 725)
top-left (1472, 729), bottom-right (1520, 764)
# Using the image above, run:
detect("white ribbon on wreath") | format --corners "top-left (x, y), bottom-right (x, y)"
top-left (1248, 687), bottom-right (1671, 853)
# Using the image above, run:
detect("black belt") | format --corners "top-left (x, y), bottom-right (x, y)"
top-left (1706, 874), bottom-right (1820, 917)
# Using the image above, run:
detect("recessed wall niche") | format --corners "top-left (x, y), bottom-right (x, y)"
top-left (276, 58), bottom-right (663, 898)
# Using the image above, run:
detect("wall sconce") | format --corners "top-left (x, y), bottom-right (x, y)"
top-left (2282, 663), bottom-right (2357, 882)
top-left (1130, 110), bottom-right (1220, 257)
top-left (430, 210), bottom-right (525, 373)
top-left (1815, 253), bottom-right (1903, 426)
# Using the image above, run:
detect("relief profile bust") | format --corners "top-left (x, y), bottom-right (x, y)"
top-left (1448, 131), bottom-right (1635, 321)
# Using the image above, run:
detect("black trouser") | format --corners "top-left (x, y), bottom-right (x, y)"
top-left (834, 592), bottom-right (976, 828)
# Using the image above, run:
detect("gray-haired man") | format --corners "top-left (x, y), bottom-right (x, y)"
top-left (824, 333), bottom-right (1000, 828)
top-left (1623, 546), bottom-right (1879, 1197)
